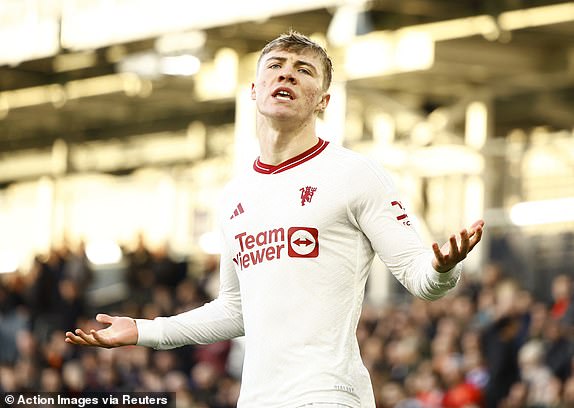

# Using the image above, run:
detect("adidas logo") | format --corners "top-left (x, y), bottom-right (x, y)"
top-left (230, 203), bottom-right (244, 219)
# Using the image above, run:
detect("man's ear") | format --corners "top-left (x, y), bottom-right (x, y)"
top-left (250, 83), bottom-right (256, 100)
top-left (317, 93), bottom-right (330, 112)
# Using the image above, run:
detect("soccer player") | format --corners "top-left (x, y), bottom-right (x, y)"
top-left (66, 31), bottom-right (484, 407)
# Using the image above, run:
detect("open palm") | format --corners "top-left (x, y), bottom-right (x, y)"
top-left (65, 313), bottom-right (138, 348)
top-left (431, 219), bottom-right (484, 273)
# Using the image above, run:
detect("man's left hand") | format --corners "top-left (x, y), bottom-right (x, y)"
top-left (432, 219), bottom-right (485, 273)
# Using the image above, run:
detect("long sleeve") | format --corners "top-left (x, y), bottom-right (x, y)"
top-left (350, 157), bottom-right (461, 301)
top-left (135, 238), bottom-right (244, 349)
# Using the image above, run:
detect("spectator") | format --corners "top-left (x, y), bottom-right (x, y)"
top-left (150, 243), bottom-right (186, 289)
top-left (379, 381), bottom-right (418, 408)
top-left (480, 314), bottom-right (521, 408)
top-left (410, 362), bottom-right (443, 408)
top-left (431, 343), bottom-right (483, 408)
top-left (550, 274), bottom-right (574, 324)
top-left (543, 317), bottom-right (573, 382)
top-left (29, 252), bottom-right (63, 342)
top-left (517, 339), bottom-right (560, 407)
top-left (124, 233), bottom-right (154, 304)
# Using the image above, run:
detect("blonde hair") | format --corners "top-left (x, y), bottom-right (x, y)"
top-left (258, 30), bottom-right (333, 90)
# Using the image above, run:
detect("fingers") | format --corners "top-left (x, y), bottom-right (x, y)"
top-left (64, 314), bottom-right (119, 348)
top-left (432, 220), bottom-right (485, 273)
top-left (454, 220), bottom-right (485, 256)
top-left (96, 313), bottom-right (113, 325)
top-left (432, 242), bottom-right (445, 265)
top-left (77, 328), bottom-right (102, 346)
top-left (459, 228), bottom-right (470, 255)
top-left (434, 231), bottom-right (466, 268)
top-left (448, 234), bottom-right (460, 259)
top-left (451, 227), bottom-right (475, 261)
top-left (470, 219), bottom-right (485, 231)
top-left (65, 328), bottom-right (111, 348)
top-left (65, 331), bottom-right (90, 346)
top-left (65, 329), bottom-right (99, 347)
top-left (468, 223), bottom-right (484, 251)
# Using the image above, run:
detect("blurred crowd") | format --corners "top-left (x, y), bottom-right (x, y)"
top-left (1, 237), bottom-right (574, 408)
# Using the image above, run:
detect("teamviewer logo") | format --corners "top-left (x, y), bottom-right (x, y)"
top-left (287, 227), bottom-right (319, 258)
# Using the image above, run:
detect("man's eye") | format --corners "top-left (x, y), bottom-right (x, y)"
top-left (299, 68), bottom-right (311, 75)
top-left (269, 63), bottom-right (281, 69)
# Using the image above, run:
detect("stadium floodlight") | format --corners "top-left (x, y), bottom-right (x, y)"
top-left (510, 197), bottom-right (574, 226)
top-left (160, 54), bottom-right (201, 76)
top-left (85, 240), bottom-right (123, 265)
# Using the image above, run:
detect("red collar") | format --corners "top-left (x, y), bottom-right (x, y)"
top-left (253, 138), bottom-right (329, 174)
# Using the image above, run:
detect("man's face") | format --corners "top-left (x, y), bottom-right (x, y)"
top-left (251, 49), bottom-right (330, 122)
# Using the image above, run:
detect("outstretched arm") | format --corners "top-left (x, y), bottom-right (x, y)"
top-left (66, 236), bottom-right (243, 350)
top-left (431, 219), bottom-right (485, 273)
top-left (350, 158), bottom-right (486, 300)
top-left (65, 313), bottom-right (137, 348)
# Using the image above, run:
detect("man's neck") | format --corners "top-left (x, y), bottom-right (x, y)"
top-left (257, 117), bottom-right (318, 165)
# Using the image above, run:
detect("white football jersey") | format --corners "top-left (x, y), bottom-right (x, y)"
top-left (136, 139), bottom-right (461, 407)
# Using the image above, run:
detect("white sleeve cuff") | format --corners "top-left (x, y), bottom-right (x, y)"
top-left (135, 318), bottom-right (161, 348)
top-left (430, 261), bottom-right (462, 286)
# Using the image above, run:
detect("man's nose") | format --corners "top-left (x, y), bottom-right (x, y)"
top-left (278, 71), bottom-right (297, 84)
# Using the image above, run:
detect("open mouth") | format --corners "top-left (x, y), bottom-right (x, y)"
top-left (273, 89), bottom-right (294, 100)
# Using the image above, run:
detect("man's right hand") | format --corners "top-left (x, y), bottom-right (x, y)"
top-left (65, 314), bottom-right (138, 348)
